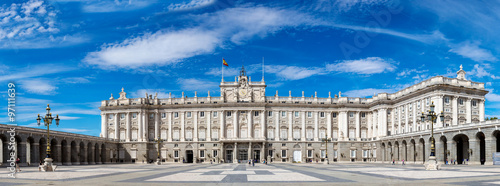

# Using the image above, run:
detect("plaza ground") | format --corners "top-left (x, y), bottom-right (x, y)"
top-left (1, 162), bottom-right (500, 185)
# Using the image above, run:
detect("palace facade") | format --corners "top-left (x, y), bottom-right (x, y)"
top-left (99, 65), bottom-right (499, 165)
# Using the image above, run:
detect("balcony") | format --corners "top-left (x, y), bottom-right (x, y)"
top-left (173, 139), bottom-right (180, 141)
top-left (348, 138), bottom-right (357, 141)
top-left (199, 138), bottom-right (206, 141)
top-left (267, 138), bottom-right (275, 140)
top-left (293, 138), bottom-right (301, 141)
top-left (306, 138), bottom-right (314, 141)
top-left (186, 138), bottom-right (193, 141)
top-left (211, 138), bottom-right (219, 141)
top-left (280, 138), bottom-right (288, 141)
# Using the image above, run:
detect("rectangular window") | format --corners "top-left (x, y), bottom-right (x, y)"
top-left (319, 129), bottom-right (325, 139)
top-left (108, 114), bottom-right (113, 120)
top-left (409, 104), bottom-right (412, 111)
top-left (241, 129), bottom-right (247, 138)
top-left (254, 129), bottom-right (260, 138)
top-left (132, 130), bottom-right (138, 140)
top-left (295, 111), bottom-right (299, 118)
top-left (213, 150), bottom-right (218, 158)
top-left (280, 129), bottom-right (287, 139)
top-left (351, 150), bottom-right (356, 158)
top-left (174, 150), bottom-right (179, 158)
top-left (267, 129), bottom-right (274, 139)
top-left (281, 150), bottom-right (287, 158)
top-left (212, 129), bottom-right (218, 139)
top-left (417, 101), bottom-right (421, 108)
top-left (332, 129), bottom-right (338, 139)
top-left (349, 112), bottom-right (354, 118)
top-left (200, 112), bottom-right (205, 117)
top-left (293, 129), bottom-right (300, 139)
top-left (459, 98), bottom-right (464, 105)
top-left (187, 112), bottom-right (192, 118)
top-left (132, 113), bottom-right (137, 119)
top-left (426, 98), bottom-right (430, 106)
top-left (186, 130), bottom-right (193, 140)
top-left (320, 112), bottom-right (325, 118)
top-left (200, 150), bottom-right (205, 158)
top-left (361, 129), bottom-right (367, 138)
top-left (213, 111), bottom-right (218, 117)
top-left (161, 130), bottom-right (167, 139)
top-left (254, 111), bottom-right (259, 117)
top-left (332, 113), bottom-right (337, 118)
top-left (472, 100), bottom-right (477, 107)
top-left (199, 129), bottom-right (206, 140)
top-left (268, 111), bottom-right (273, 117)
top-left (268, 150), bottom-right (273, 158)
top-left (227, 111), bottom-right (232, 117)
top-left (173, 130), bottom-right (180, 140)
top-left (306, 129), bottom-right (313, 139)
top-left (149, 113), bottom-right (154, 119)
top-left (120, 113), bottom-right (125, 119)
top-left (307, 112), bottom-right (312, 118)
top-left (308, 150), bottom-right (313, 158)
top-left (161, 113), bottom-right (166, 118)
top-left (321, 150), bottom-right (326, 158)
top-left (174, 112), bottom-right (179, 118)
top-left (281, 111), bottom-right (286, 117)
top-left (227, 129), bottom-right (233, 138)
top-left (363, 150), bottom-right (368, 158)
top-left (445, 97), bottom-right (450, 104)
top-left (361, 113), bottom-right (365, 118)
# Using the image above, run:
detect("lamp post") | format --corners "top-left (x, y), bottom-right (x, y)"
top-left (420, 101), bottom-right (444, 170)
top-left (36, 104), bottom-right (60, 172)
top-left (154, 133), bottom-right (163, 165)
top-left (322, 134), bottom-right (330, 164)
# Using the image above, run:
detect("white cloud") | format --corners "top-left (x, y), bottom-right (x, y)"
top-left (326, 57), bottom-right (396, 74)
top-left (0, 64), bottom-right (74, 82)
top-left (167, 0), bottom-right (215, 11)
top-left (468, 64), bottom-right (500, 79)
top-left (486, 93), bottom-right (500, 102)
top-left (265, 65), bottom-right (325, 80)
top-left (206, 66), bottom-right (240, 77)
top-left (449, 41), bottom-right (498, 62)
top-left (130, 89), bottom-right (172, 98)
top-left (54, 128), bottom-right (90, 133)
top-left (83, 6), bottom-right (319, 69)
top-left (18, 78), bottom-right (57, 95)
top-left (58, 116), bottom-right (81, 120)
top-left (396, 68), bottom-right (428, 78)
top-left (343, 88), bottom-right (394, 98)
top-left (52, 0), bottom-right (155, 13)
top-left (177, 78), bottom-right (218, 91)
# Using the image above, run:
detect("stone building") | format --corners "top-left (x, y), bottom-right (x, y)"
top-left (98, 65), bottom-right (500, 165)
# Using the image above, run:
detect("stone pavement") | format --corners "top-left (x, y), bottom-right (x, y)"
top-left (2, 163), bottom-right (500, 185)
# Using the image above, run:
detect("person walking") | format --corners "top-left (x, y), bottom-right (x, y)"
top-left (392, 159), bottom-right (395, 165)
top-left (402, 159), bottom-right (405, 165)
top-left (15, 157), bottom-right (21, 172)
top-left (252, 160), bottom-right (255, 167)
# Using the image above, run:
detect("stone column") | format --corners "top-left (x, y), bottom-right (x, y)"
top-left (168, 112), bottom-right (172, 142)
top-left (144, 111), bottom-right (149, 141)
top-left (448, 140), bottom-right (456, 164)
top-left (114, 113), bottom-right (119, 139)
top-left (220, 144), bottom-right (224, 163)
top-left (275, 111), bottom-right (279, 141)
top-left (101, 114), bottom-right (108, 138)
top-left (355, 111), bottom-right (360, 139)
top-left (327, 112), bottom-right (332, 139)
top-left (65, 145), bottom-right (72, 165)
top-left (398, 106), bottom-right (401, 134)
top-left (436, 95), bottom-right (443, 127)
top-left (413, 103), bottom-right (417, 132)
top-left (26, 142), bottom-right (31, 165)
top-left (74, 145), bottom-right (80, 165)
top-left (391, 109), bottom-right (395, 135)
top-left (155, 111), bottom-right (159, 140)
top-left (194, 111), bottom-right (198, 141)
top-left (220, 111), bottom-right (225, 139)
top-left (436, 139), bottom-right (444, 163)
top-left (261, 110), bottom-right (265, 139)
top-left (469, 139), bottom-right (480, 164)
top-left (207, 111), bottom-right (211, 141)
top-left (82, 145), bottom-right (88, 165)
top-left (466, 98), bottom-right (472, 123)
top-left (486, 137), bottom-right (495, 165)
top-left (405, 104), bottom-right (409, 132)
top-left (90, 146), bottom-right (96, 164)
top-left (367, 113), bottom-right (372, 138)
top-left (249, 110), bottom-right (253, 139)
top-left (372, 111), bottom-right (377, 138)
top-left (55, 144), bottom-right (62, 165)
top-left (301, 111), bottom-right (306, 141)
top-left (233, 111), bottom-right (238, 139)
top-left (180, 112), bottom-right (185, 142)
top-left (33, 143), bottom-right (40, 165)
top-left (234, 142), bottom-right (238, 163)
top-left (452, 96), bottom-right (458, 126)
top-left (18, 142), bottom-right (27, 166)
top-left (314, 111), bottom-right (319, 141)
top-left (288, 111), bottom-right (292, 141)
top-left (479, 99), bottom-right (485, 122)
top-left (248, 142), bottom-right (252, 161)
top-left (261, 142), bottom-right (265, 163)
top-left (126, 112), bottom-right (131, 142)
top-left (138, 112), bottom-right (143, 141)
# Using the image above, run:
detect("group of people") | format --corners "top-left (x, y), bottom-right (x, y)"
top-left (392, 159), bottom-right (405, 165)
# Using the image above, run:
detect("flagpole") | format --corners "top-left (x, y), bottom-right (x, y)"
top-left (221, 57), bottom-right (224, 82)
top-left (262, 57), bottom-right (265, 82)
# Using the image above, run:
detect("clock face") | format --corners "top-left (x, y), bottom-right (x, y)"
top-left (239, 89), bottom-right (247, 96)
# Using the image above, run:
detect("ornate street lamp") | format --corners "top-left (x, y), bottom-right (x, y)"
top-left (36, 104), bottom-right (60, 172)
top-left (154, 133), bottom-right (164, 165)
top-left (322, 134), bottom-right (331, 164)
top-left (420, 101), bottom-right (444, 170)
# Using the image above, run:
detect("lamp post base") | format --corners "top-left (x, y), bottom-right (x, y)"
top-left (323, 159), bottom-right (329, 165)
top-left (424, 156), bottom-right (440, 170)
top-left (156, 159), bottom-right (161, 165)
top-left (43, 158), bottom-right (54, 172)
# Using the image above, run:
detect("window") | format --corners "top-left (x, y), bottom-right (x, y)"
top-left (254, 111), bottom-right (259, 117)
top-left (213, 112), bottom-right (218, 117)
top-left (332, 113), bottom-right (337, 118)
top-left (254, 129), bottom-right (260, 138)
top-left (120, 113), bottom-right (125, 119)
top-left (349, 129), bottom-right (355, 138)
top-left (149, 113), bottom-right (154, 119)
top-left (320, 112), bottom-right (325, 118)
top-left (132, 130), bottom-right (138, 140)
top-left (174, 150), bottom-right (179, 158)
top-left (332, 129), bottom-right (338, 139)
top-left (459, 98), bottom-right (463, 105)
top-left (187, 112), bottom-right (192, 118)
top-left (212, 129), bottom-right (219, 139)
top-left (108, 114), bottom-right (113, 120)
top-left (267, 129), bottom-right (274, 139)
top-left (281, 150), bottom-right (287, 158)
top-left (361, 129), bottom-right (367, 138)
top-left (295, 111), bottom-right (299, 117)
top-left (417, 101), bottom-right (421, 108)
top-left (282, 143), bottom-right (286, 147)
top-left (306, 129), bottom-right (313, 139)
top-left (214, 144), bottom-right (218, 147)
top-left (409, 104), bottom-right (412, 111)
top-left (349, 112), bottom-right (354, 118)
top-left (280, 129), bottom-right (287, 139)
top-left (308, 150), bottom-right (313, 158)
top-left (200, 112), bottom-right (205, 117)
top-left (161, 113), bottom-right (166, 118)
top-left (200, 150), bottom-right (205, 158)
top-left (293, 129), bottom-right (300, 139)
top-left (361, 113), bottom-right (365, 118)
top-left (268, 111), bottom-right (273, 117)
top-left (174, 112), bottom-right (179, 118)
top-left (199, 129), bottom-right (206, 140)
top-left (281, 111), bottom-right (286, 117)
top-left (321, 150), bottom-right (326, 158)
top-left (241, 129), bottom-right (247, 138)
top-left (319, 129), bottom-right (325, 139)
top-left (213, 150), bottom-right (218, 158)
top-left (444, 97), bottom-right (450, 104)
top-left (227, 111), bottom-right (232, 117)
top-left (186, 130), bottom-right (193, 140)
top-left (426, 98), bottom-right (430, 106)
top-left (350, 150), bottom-right (356, 158)
top-left (363, 150), bottom-right (368, 158)
top-left (307, 112), bottom-right (312, 118)
top-left (268, 150), bottom-right (273, 157)
top-left (161, 130), bottom-right (167, 139)
top-left (200, 144), bottom-right (204, 147)
top-left (308, 143), bottom-right (312, 147)
top-left (174, 144), bottom-right (178, 147)
top-left (227, 129), bottom-right (233, 138)
top-left (472, 100), bottom-right (477, 107)
top-left (132, 113), bottom-right (137, 119)
top-left (173, 130), bottom-right (180, 140)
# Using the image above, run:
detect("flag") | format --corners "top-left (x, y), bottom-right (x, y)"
top-left (223, 58), bottom-right (229, 66)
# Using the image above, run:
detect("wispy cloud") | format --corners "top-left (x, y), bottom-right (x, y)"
top-left (54, 128), bottom-right (90, 133)
top-left (52, 0), bottom-right (156, 13)
top-left (449, 41), bottom-right (498, 62)
top-left (343, 88), bottom-right (394, 98)
top-left (326, 57), bottom-right (397, 74)
top-left (265, 65), bottom-right (325, 80)
top-left (130, 89), bottom-right (172, 98)
top-left (18, 78), bottom-right (58, 95)
top-left (167, 0), bottom-right (215, 11)
top-left (177, 78), bottom-right (218, 92)
top-left (468, 64), bottom-right (500, 79)
top-left (0, 64), bottom-right (74, 82)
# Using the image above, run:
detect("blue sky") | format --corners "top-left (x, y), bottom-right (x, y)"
top-left (1, 0), bottom-right (500, 136)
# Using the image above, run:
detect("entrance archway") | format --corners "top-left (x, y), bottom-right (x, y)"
top-left (381, 143), bottom-right (386, 162)
top-left (419, 138), bottom-right (425, 163)
top-left (440, 136), bottom-right (448, 164)
top-left (410, 139), bottom-right (416, 162)
top-left (453, 134), bottom-right (469, 164)
top-left (402, 140), bottom-right (407, 161)
top-left (476, 132), bottom-right (485, 165)
top-left (494, 131), bottom-right (500, 152)
top-left (186, 150), bottom-right (193, 163)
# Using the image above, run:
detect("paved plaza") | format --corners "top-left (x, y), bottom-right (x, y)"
top-left (1, 163), bottom-right (500, 185)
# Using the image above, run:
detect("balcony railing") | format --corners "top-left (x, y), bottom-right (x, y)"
top-left (211, 138), bottom-right (219, 141)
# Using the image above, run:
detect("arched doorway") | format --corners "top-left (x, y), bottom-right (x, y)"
top-left (0, 134), bottom-right (7, 164)
top-left (494, 131), bottom-right (500, 152)
top-left (79, 142), bottom-right (86, 164)
top-left (26, 137), bottom-right (35, 165)
top-left (185, 144), bottom-right (194, 163)
top-left (87, 142), bottom-right (93, 164)
top-left (394, 141), bottom-right (400, 161)
top-left (61, 140), bottom-right (69, 165)
top-left (453, 134), bottom-right (469, 164)
top-left (39, 137), bottom-right (47, 160)
top-left (71, 141), bottom-right (77, 164)
top-left (50, 139), bottom-right (59, 164)
top-left (94, 143), bottom-right (100, 164)
top-left (402, 140), bottom-right (407, 161)
top-left (410, 139), bottom-right (416, 163)
top-left (476, 132), bottom-right (485, 165)
top-left (419, 138), bottom-right (425, 163)
top-left (101, 144), bottom-right (106, 163)
top-left (381, 143), bottom-right (386, 162)
top-left (440, 136), bottom-right (448, 164)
